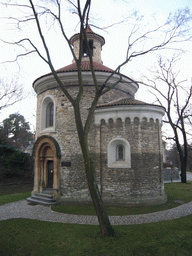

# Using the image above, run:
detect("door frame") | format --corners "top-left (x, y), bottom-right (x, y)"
top-left (47, 160), bottom-right (54, 188)
top-left (32, 135), bottom-right (61, 200)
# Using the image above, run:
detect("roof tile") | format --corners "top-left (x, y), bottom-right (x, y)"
top-left (56, 61), bottom-right (114, 73)
top-left (85, 25), bottom-right (94, 34)
top-left (96, 98), bottom-right (161, 108)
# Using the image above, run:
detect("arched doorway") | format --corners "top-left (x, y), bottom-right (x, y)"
top-left (32, 136), bottom-right (61, 200)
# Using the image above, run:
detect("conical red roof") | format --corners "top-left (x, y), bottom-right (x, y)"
top-left (70, 25), bottom-right (105, 46)
top-left (56, 61), bottom-right (114, 73)
top-left (85, 25), bottom-right (94, 34)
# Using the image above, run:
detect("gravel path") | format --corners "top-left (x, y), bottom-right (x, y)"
top-left (0, 200), bottom-right (192, 225)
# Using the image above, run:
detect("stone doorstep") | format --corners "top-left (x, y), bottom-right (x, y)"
top-left (27, 197), bottom-right (59, 206)
top-left (36, 192), bottom-right (53, 198)
top-left (27, 189), bottom-right (59, 206)
top-left (30, 195), bottom-right (55, 203)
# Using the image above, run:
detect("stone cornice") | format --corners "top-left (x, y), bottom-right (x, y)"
top-left (94, 104), bottom-right (165, 125)
top-left (33, 71), bottom-right (138, 96)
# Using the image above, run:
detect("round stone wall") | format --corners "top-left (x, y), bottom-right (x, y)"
top-left (34, 76), bottom-right (166, 206)
top-left (35, 83), bottom-right (133, 201)
top-left (95, 117), bottom-right (167, 206)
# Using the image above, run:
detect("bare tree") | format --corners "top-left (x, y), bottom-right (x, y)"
top-left (142, 55), bottom-right (192, 183)
top-left (1, 0), bottom-right (192, 236)
top-left (0, 78), bottom-right (23, 111)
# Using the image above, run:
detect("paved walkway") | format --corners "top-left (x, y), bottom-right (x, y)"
top-left (1, 173), bottom-right (192, 225)
top-left (0, 199), bottom-right (192, 225)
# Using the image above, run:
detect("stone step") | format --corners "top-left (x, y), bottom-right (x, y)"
top-left (27, 189), bottom-right (59, 205)
top-left (41, 189), bottom-right (53, 195)
top-left (30, 195), bottom-right (56, 203)
top-left (36, 192), bottom-right (53, 199)
top-left (27, 197), bottom-right (59, 205)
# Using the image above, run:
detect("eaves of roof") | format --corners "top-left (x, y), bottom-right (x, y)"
top-left (33, 61), bottom-right (137, 86)
top-left (96, 98), bottom-right (165, 110)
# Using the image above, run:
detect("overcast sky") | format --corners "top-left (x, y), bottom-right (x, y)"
top-left (0, 0), bottom-right (192, 133)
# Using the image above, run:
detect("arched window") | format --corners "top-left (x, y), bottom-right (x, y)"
top-left (88, 40), bottom-right (94, 56)
top-left (46, 102), bottom-right (54, 128)
top-left (108, 138), bottom-right (131, 168)
top-left (41, 96), bottom-right (55, 132)
top-left (116, 144), bottom-right (125, 160)
top-left (83, 39), bottom-right (93, 56)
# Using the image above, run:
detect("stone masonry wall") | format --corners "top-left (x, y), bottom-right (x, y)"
top-left (35, 83), bottom-right (166, 205)
top-left (72, 38), bottom-right (103, 64)
top-left (96, 116), bottom-right (166, 206)
top-left (35, 85), bottom-right (130, 201)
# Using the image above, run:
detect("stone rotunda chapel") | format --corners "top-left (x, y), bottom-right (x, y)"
top-left (28, 26), bottom-right (167, 206)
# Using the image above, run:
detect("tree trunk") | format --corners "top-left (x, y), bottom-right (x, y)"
top-left (73, 101), bottom-right (114, 236)
top-left (81, 141), bottom-right (115, 236)
top-left (180, 160), bottom-right (187, 183)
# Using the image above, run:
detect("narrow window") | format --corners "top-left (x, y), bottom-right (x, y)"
top-left (82, 39), bottom-right (93, 57)
top-left (46, 102), bottom-right (54, 128)
top-left (116, 144), bottom-right (125, 160)
top-left (88, 40), bottom-right (93, 56)
top-left (83, 40), bottom-right (87, 56)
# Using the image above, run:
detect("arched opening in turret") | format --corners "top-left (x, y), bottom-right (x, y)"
top-left (83, 39), bottom-right (94, 57)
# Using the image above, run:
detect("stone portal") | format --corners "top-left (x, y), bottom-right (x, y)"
top-left (32, 135), bottom-right (61, 200)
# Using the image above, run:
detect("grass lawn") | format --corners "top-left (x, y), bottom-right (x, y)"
top-left (0, 178), bottom-right (33, 205)
top-left (0, 191), bottom-right (31, 206)
top-left (0, 182), bottom-right (192, 255)
top-left (52, 182), bottom-right (192, 216)
top-left (0, 178), bottom-right (33, 196)
top-left (0, 216), bottom-right (192, 255)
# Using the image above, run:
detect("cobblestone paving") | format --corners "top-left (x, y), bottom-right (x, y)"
top-left (1, 174), bottom-right (192, 225)
top-left (0, 200), bottom-right (192, 225)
